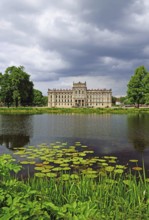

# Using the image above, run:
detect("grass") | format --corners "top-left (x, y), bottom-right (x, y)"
top-left (0, 162), bottom-right (149, 219)
top-left (0, 142), bottom-right (149, 219)
top-left (0, 106), bottom-right (149, 114)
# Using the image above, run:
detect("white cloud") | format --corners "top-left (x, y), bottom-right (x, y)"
top-left (0, 0), bottom-right (149, 96)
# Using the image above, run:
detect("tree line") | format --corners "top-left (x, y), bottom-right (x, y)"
top-left (0, 65), bottom-right (149, 108)
top-left (0, 66), bottom-right (47, 107)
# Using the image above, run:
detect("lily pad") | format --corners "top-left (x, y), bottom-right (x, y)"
top-left (132, 167), bottom-right (142, 171)
top-left (129, 159), bottom-right (138, 163)
top-left (114, 169), bottom-right (124, 174)
top-left (34, 173), bottom-right (46, 177)
top-left (105, 166), bottom-right (115, 172)
top-left (20, 161), bottom-right (30, 165)
top-left (46, 173), bottom-right (57, 178)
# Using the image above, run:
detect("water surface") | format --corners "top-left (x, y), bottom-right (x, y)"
top-left (0, 113), bottom-right (149, 168)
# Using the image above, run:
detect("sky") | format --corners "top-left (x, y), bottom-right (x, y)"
top-left (0, 0), bottom-right (149, 96)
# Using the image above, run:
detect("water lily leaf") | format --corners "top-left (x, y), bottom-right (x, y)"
top-left (13, 151), bottom-right (25, 155)
top-left (145, 178), bottom-right (149, 183)
top-left (86, 151), bottom-right (94, 154)
top-left (46, 173), bottom-right (57, 178)
top-left (79, 153), bottom-right (86, 157)
top-left (52, 167), bottom-right (62, 171)
top-left (109, 156), bottom-right (117, 160)
top-left (27, 156), bottom-right (36, 159)
top-left (35, 163), bottom-right (44, 167)
top-left (85, 174), bottom-right (97, 179)
top-left (34, 173), bottom-right (46, 177)
top-left (62, 142), bottom-right (67, 146)
top-left (132, 167), bottom-right (142, 171)
top-left (114, 169), bottom-right (124, 174)
top-left (61, 174), bottom-right (70, 180)
top-left (53, 145), bottom-right (60, 149)
top-left (103, 156), bottom-right (110, 159)
top-left (71, 174), bottom-right (79, 179)
top-left (129, 159), bottom-right (138, 163)
top-left (44, 165), bottom-right (54, 169)
top-left (28, 161), bottom-right (36, 165)
top-left (43, 161), bottom-right (49, 165)
top-left (20, 161), bottom-right (30, 165)
top-left (60, 163), bottom-right (69, 167)
top-left (41, 169), bottom-right (51, 173)
top-left (105, 166), bottom-right (115, 172)
top-left (54, 160), bottom-right (63, 164)
top-left (86, 170), bottom-right (97, 174)
top-left (73, 161), bottom-right (81, 165)
top-left (98, 159), bottom-right (106, 162)
top-left (34, 167), bottom-right (44, 171)
top-left (99, 162), bottom-right (108, 167)
top-left (109, 160), bottom-right (116, 164)
top-left (28, 146), bottom-right (35, 149)
top-left (116, 165), bottom-right (126, 169)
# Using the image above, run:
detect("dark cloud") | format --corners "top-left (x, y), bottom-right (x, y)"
top-left (0, 0), bottom-right (149, 96)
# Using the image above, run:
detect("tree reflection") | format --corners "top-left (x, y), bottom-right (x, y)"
top-left (0, 134), bottom-right (30, 149)
top-left (127, 114), bottom-right (149, 152)
top-left (0, 114), bottom-right (33, 149)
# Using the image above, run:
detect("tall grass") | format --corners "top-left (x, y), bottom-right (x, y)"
top-left (0, 162), bottom-right (149, 219)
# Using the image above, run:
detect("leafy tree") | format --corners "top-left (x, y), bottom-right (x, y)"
top-left (33, 89), bottom-right (48, 106)
top-left (127, 66), bottom-right (149, 107)
top-left (0, 73), bottom-right (13, 107)
top-left (112, 96), bottom-right (116, 105)
top-left (42, 96), bottom-right (48, 106)
top-left (143, 74), bottom-right (149, 104)
top-left (1, 66), bottom-right (34, 107)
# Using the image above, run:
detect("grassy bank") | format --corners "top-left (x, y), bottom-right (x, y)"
top-left (0, 106), bottom-right (149, 114)
top-left (0, 154), bottom-right (149, 219)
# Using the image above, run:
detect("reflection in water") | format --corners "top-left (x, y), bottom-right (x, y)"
top-left (127, 114), bottom-right (149, 152)
top-left (0, 114), bottom-right (33, 149)
top-left (0, 113), bottom-right (149, 169)
top-left (0, 134), bottom-right (30, 149)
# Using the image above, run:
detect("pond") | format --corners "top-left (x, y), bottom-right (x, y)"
top-left (0, 113), bottom-right (149, 170)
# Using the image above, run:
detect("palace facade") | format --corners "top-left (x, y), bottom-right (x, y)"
top-left (48, 82), bottom-right (112, 108)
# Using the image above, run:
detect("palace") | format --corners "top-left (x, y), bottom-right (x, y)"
top-left (48, 82), bottom-right (112, 108)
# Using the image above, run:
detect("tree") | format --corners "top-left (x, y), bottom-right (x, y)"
top-left (127, 66), bottom-right (149, 108)
top-left (112, 96), bottom-right (116, 105)
top-left (0, 73), bottom-right (13, 107)
top-left (33, 89), bottom-right (48, 106)
top-left (1, 66), bottom-right (34, 107)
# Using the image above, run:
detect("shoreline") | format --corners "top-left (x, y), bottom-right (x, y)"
top-left (0, 106), bottom-right (149, 114)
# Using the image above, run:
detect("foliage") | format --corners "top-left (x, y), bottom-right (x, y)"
top-left (127, 66), bottom-right (149, 107)
top-left (33, 89), bottom-right (48, 106)
top-left (0, 66), bottom-right (34, 107)
top-left (0, 152), bottom-right (149, 219)
top-left (0, 72), bottom-right (13, 107)
top-left (112, 96), bottom-right (116, 105)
